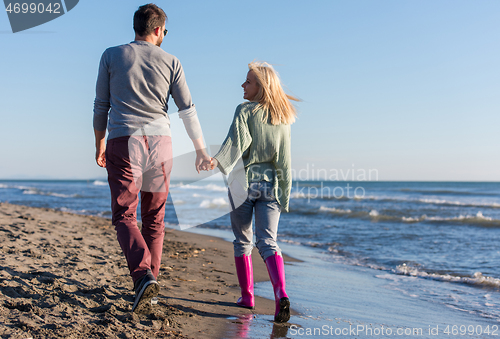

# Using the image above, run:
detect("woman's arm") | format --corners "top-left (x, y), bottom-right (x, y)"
top-left (212, 104), bottom-right (252, 174)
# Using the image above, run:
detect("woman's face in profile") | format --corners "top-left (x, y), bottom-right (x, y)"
top-left (242, 71), bottom-right (259, 101)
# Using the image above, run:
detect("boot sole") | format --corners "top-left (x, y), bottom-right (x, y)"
top-left (274, 297), bottom-right (290, 323)
top-left (237, 298), bottom-right (255, 309)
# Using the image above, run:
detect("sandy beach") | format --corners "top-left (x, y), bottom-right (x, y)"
top-left (3, 194), bottom-right (500, 339)
top-left (0, 202), bottom-right (297, 339)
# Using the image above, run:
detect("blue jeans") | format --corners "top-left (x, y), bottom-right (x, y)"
top-left (230, 181), bottom-right (282, 260)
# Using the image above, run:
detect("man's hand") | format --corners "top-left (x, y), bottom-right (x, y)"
top-left (96, 146), bottom-right (106, 168)
top-left (94, 129), bottom-right (107, 168)
top-left (195, 149), bottom-right (212, 173)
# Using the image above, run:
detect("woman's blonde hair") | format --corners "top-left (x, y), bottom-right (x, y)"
top-left (248, 61), bottom-right (299, 125)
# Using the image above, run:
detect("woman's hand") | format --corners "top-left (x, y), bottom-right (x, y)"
top-left (195, 149), bottom-right (212, 173)
top-left (209, 158), bottom-right (218, 170)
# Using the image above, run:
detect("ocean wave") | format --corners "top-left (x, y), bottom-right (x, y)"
top-left (173, 183), bottom-right (227, 192)
top-left (291, 191), bottom-right (500, 209)
top-left (93, 180), bottom-right (107, 186)
top-left (55, 207), bottom-right (88, 214)
top-left (395, 264), bottom-right (500, 288)
top-left (280, 239), bottom-right (302, 246)
top-left (290, 191), bottom-right (350, 201)
top-left (98, 211), bottom-right (112, 217)
top-left (199, 198), bottom-right (229, 208)
top-left (315, 205), bottom-right (500, 227)
top-left (400, 188), bottom-right (498, 197)
top-left (318, 206), bottom-right (352, 214)
top-left (374, 210), bottom-right (500, 227)
top-left (4, 184), bottom-right (32, 190)
top-left (361, 195), bottom-right (500, 209)
top-left (401, 211), bottom-right (500, 225)
top-left (22, 188), bottom-right (80, 199)
top-left (22, 188), bottom-right (39, 195)
top-left (1, 184), bottom-right (81, 199)
top-left (204, 184), bottom-right (227, 192)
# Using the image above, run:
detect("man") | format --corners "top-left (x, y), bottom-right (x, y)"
top-left (93, 4), bottom-right (210, 313)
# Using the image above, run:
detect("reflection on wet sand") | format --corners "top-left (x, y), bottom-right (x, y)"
top-left (224, 314), bottom-right (293, 339)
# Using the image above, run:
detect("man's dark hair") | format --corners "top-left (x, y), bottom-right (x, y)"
top-left (133, 4), bottom-right (167, 37)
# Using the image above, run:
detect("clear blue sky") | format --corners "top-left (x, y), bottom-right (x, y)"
top-left (1, 0), bottom-right (499, 181)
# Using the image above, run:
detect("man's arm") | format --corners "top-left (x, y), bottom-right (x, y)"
top-left (93, 51), bottom-right (110, 168)
top-left (94, 129), bottom-right (106, 168)
top-left (170, 60), bottom-right (210, 172)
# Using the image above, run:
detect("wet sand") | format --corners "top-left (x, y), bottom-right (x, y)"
top-left (0, 202), bottom-right (297, 339)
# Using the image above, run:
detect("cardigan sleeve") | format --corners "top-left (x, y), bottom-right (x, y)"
top-left (213, 104), bottom-right (252, 175)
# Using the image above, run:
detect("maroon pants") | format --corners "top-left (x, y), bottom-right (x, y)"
top-left (105, 135), bottom-right (173, 283)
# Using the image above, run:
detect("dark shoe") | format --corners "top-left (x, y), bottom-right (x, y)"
top-left (132, 270), bottom-right (159, 313)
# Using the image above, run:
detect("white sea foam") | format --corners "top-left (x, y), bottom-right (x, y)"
top-left (402, 211), bottom-right (497, 224)
top-left (357, 195), bottom-right (500, 209)
top-left (290, 192), bottom-right (318, 199)
top-left (49, 192), bottom-right (77, 198)
top-left (280, 239), bottom-right (302, 246)
top-left (204, 184), bottom-right (227, 192)
top-left (199, 198), bottom-right (229, 208)
top-left (177, 183), bottom-right (227, 192)
top-left (319, 206), bottom-right (352, 214)
top-left (98, 211), bottom-right (112, 217)
top-left (395, 264), bottom-right (500, 288)
top-left (22, 188), bottom-right (77, 198)
top-left (13, 185), bottom-right (32, 190)
top-left (369, 209), bottom-right (379, 217)
top-left (0, 184), bottom-right (8, 189)
top-left (56, 207), bottom-right (88, 214)
top-left (93, 180), bottom-right (107, 186)
top-left (175, 184), bottom-right (203, 190)
top-left (23, 188), bottom-right (79, 198)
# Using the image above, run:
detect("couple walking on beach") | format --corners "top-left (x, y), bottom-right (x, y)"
top-left (93, 4), bottom-right (299, 323)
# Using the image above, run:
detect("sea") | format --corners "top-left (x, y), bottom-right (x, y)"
top-left (1, 180), bottom-right (500, 337)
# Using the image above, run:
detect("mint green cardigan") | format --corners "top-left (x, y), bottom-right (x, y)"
top-left (214, 102), bottom-right (292, 212)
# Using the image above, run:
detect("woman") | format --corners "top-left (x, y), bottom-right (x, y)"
top-left (210, 61), bottom-right (299, 323)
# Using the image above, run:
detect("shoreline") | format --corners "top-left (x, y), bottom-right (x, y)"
top-left (0, 202), bottom-right (297, 339)
top-left (2, 201), bottom-right (500, 338)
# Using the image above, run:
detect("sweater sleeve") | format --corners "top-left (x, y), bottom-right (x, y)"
top-left (170, 59), bottom-right (202, 140)
top-left (275, 127), bottom-right (292, 211)
top-left (214, 104), bottom-right (252, 175)
top-left (93, 51), bottom-right (111, 131)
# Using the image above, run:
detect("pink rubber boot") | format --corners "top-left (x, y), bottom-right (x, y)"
top-left (265, 253), bottom-right (290, 323)
top-left (234, 254), bottom-right (254, 309)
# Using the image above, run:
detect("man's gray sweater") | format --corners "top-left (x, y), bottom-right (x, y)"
top-left (93, 40), bottom-right (202, 140)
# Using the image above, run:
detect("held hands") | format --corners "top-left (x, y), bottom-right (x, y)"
top-left (195, 150), bottom-right (218, 173)
top-left (209, 158), bottom-right (218, 170)
top-left (195, 149), bottom-right (212, 173)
